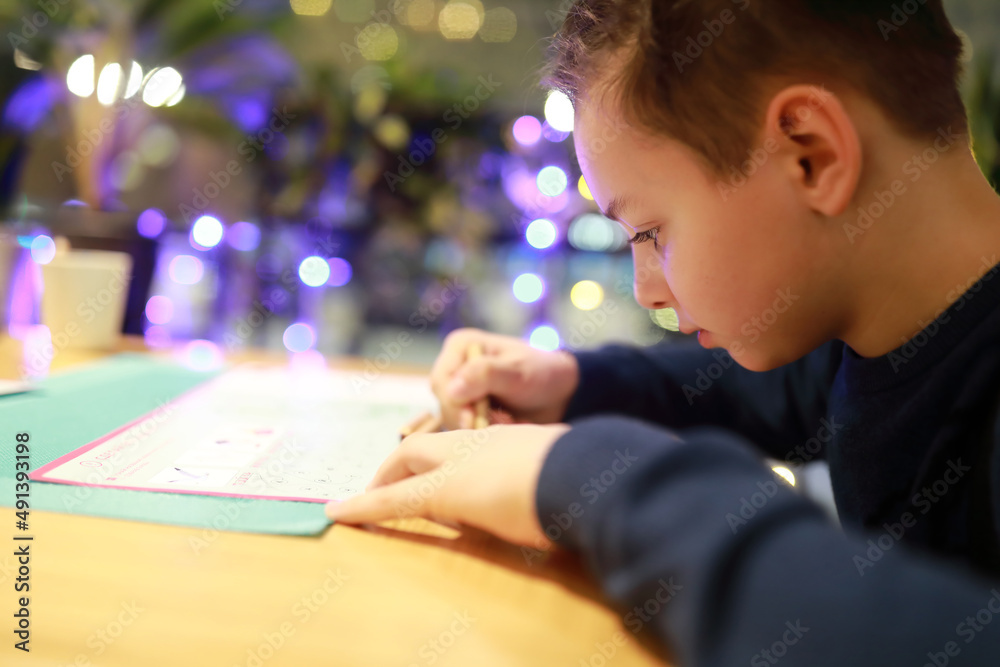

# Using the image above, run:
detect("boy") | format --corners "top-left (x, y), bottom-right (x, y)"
top-left (327, 1), bottom-right (1000, 664)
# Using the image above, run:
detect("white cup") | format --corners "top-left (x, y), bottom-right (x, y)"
top-left (40, 250), bottom-right (133, 350)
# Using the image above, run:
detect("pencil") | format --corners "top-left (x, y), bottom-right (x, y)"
top-left (466, 342), bottom-right (490, 430)
top-left (399, 412), bottom-right (443, 440)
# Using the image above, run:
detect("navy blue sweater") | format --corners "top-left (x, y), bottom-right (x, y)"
top-left (538, 260), bottom-right (1000, 667)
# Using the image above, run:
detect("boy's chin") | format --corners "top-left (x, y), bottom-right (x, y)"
top-left (722, 339), bottom-right (794, 373)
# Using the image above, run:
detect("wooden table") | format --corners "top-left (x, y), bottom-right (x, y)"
top-left (0, 336), bottom-right (666, 667)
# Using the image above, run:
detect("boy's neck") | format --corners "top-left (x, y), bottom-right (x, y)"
top-left (839, 148), bottom-right (1000, 358)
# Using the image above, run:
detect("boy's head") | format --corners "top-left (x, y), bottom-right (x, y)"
top-left (547, 0), bottom-right (972, 371)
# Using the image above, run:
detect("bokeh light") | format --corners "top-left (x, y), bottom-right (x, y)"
top-left (66, 55), bottom-right (95, 98)
top-left (30, 235), bottom-right (56, 264)
top-left (651, 308), bottom-right (681, 332)
top-left (143, 325), bottom-right (172, 348)
top-left (513, 273), bottom-right (545, 303)
top-left (529, 325), bottom-right (561, 351)
top-left (191, 215), bottom-right (224, 249)
top-left (181, 340), bottom-right (223, 371)
top-left (578, 176), bottom-right (594, 200)
top-left (512, 115), bottom-right (542, 147)
top-left (571, 281), bottom-right (604, 311)
top-left (283, 323), bottom-right (317, 353)
top-left (525, 219), bottom-right (557, 250)
top-left (537, 166), bottom-right (568, 197)
top-left (479, 7), bottom-right (517, 42)
top-left (137, 208), bottom-right (166, 238)
top-left (327, 257), bottom-right (353, 286)
top-left (772, 466), bottom-right (797, 486)
top-left (96, 63), bottom-right (123, 106)
top-left (124, 61), bottom-right (143, 99)
top-left (568, 213), bottom-right (629, 252)
top-left (143, 67), bottom-right (184, 107)
top-left (169, 255), bottom-right (204, 285)
top-left (544, 90), bottom-right (574, 133)
top-left (439, 1), bottom-right (482, 40)
top-left (359, 24), bottom-right (400, 61)
top-left (299, 256), bottom-right (331, 287)
top-left (227, 222), bottom-right (261, 252)
top-left (145, 295), bottom-right (174, 325)
top-left (291, 0), bottom-right (333, 16)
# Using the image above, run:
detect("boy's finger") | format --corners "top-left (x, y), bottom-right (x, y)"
top-left (366, 434), bottom-right (453, 490)
top-left (327, 473), bottom-right (453, 525)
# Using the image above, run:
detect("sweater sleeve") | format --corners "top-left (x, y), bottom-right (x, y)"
top-left (560, 340), bottom-right (844, 461)
top-left (536, 415), bottom-right (1000, 667)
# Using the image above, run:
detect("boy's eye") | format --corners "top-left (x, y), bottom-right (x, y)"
top-left (628, 228), bottom-right (661, 249)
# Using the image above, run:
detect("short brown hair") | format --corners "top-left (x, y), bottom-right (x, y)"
top-left (544, 0), bottom-right (968, 172)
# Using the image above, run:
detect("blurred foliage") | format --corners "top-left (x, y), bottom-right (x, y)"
top-left (966, 51), bottom-right (1000, 190)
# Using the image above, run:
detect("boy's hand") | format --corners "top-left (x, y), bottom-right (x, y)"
top-left (431, 328), bottom-right (580, 430)
top-left (325, 423), bottom-right (572, 547)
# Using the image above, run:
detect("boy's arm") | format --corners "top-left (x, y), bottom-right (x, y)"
top-left (537, 416), bottom-right (1000, 667)
top-left (561, 340), bottom-right (844, 460)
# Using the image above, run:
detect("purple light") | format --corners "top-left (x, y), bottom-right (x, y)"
top-left (168, 255), bottom-right (204, 285)
top-left (542, 120), bottom-right (571, 143)
top-left (144, 325), bottom-right (172, 348)
top-left (327, 257), bottom-right (353, 287)
top-left (179, 340), bottom-right (223, 371)
top-left (145, 295), bottom-right (174, 324)
top-left (227, 221), bottom-right (261, 252)
top-left (512, 116), bottom-right (542, 147)
top-left (282, 323), bottom-right (316, 353)
top-left (137, 208), bottom-right (167, 238)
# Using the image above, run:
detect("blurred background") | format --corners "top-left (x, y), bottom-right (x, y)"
top-left (0, 0), bottom-right (998, 375)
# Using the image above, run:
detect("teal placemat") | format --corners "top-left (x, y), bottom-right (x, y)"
top-left (0, 354), bottom-right (332, 535)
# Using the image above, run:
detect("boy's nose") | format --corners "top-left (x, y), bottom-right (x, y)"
top-left (633, 264), bottom-right (675, 311)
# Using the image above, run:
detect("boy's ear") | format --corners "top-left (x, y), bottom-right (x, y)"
top-left (764, 85), bottom-right (862, 217)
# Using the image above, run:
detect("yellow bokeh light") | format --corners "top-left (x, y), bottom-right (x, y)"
top-left (291, 0), bottom-right (332, 16)
top-left (354, 84), bottom-right (387, 124)
top-left (570, 281), bottom-right (604, 311)
top-left (359, 23), bottom-right (399, 61)
top-left (651, 308), bottom-right (680, 332)
top-left (479, 7), bottom-right (517, 43)
top-left (578, 176), bottom-right (593, 200)
top-left (772, 466), bottom-right (797, 487)
top-left (396, 0), bottom-right (435, 27)
top-left (373, 114), bottom-right (411, 151)
top-left (439, 1), bottom-right (481, 40)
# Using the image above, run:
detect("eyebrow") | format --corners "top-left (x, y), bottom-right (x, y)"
top-left (603, 195), bottom-right (636, 229)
